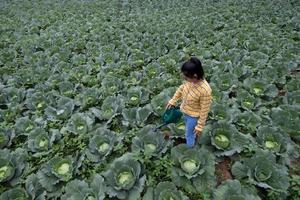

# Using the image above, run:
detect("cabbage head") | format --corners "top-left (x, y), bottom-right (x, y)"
top-left (75, 87), bottom-right (101, 109)
top-left (256, 126), bottom-right (299, 165)
top-left (235, 89), bottom-right (258, 110)
top-left (85, 128), bottom-right (120, 162)
top-left (124, 86), bottom-right (149, 106)
top-left (210, 103), bottom-right (236, 122)
top-left (0, 148), bottom-right (27, 186)
top-left (101, 76), bottom-right (123, 96)
top-left (61, 113), bottom-right (94, 135)
top-left (256, 126), bottom-right (286, 154)
top-left (233, 110), bottom-right (261, 134)
top-left (15, 116), bottom-right (37, 135)
top-left (0, 104), bottom-right (22, 123)
top-left (131, 125), bottom-right (171, 157)
top-left (27, 127), bottom-right (59, 157)
top-left (103, 153), bottom-right (146, 200)
top-left (210, 122), bottom-right (255, 156)
top-left (167, 121), bottom-right (185, 139)
top-left (25, 91), bottom-right (49, 111)
top-left (37, 155), bottom-right (80, 192)
top-left (171, 144), bottom-right (216, 193)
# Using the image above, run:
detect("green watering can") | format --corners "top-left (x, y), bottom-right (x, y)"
top-left (154, 106), bottom-right (183, 131)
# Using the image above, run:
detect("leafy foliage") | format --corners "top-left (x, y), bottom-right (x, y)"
top-left (232, 149), bottom-right (290, 192)
top-left (0, 0), bottom-right (299, 199)
top-left (102, 153), bottom-right (146, 200)
top-left (171, 144), bottom-right (216, 194)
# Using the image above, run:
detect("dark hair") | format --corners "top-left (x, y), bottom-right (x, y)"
top-left (181, 57), bottom-right (204, 80)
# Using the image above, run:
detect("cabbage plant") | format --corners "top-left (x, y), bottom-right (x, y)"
top-left (212, 179), bottom-right (261, 200)
top-left (171, 144), bottom-right (216, 193)
top-left (142, 181), bottom-right (189, 200)
top-left (0, 104), bottom-right (22, 123)
top-left (210, 103), bottom-right (237, 122)
top-left (25, 174), bottom-right (46, 200)
top-left (233, 110), bottom-right (262, 134)
top-left (146, 77), bottom-right (169, 95)
top-left (256, 125), bottom-right (299, 165)
top-left (0, 148), bottom-right (27, 186)
top-left (143, 61), bottom-right (164, 78)
top-left (75, 87), bottom-right (101, 109)
top-left (45, 96), bottom-right (75, 120)
top-left (131, 125), bottom-right (171, 157)
top-left (61, 113), bottom-right (94, 135)
top-left (150, 87), bottom-right (176, 116)
top-left (85, 128), bottom-right (120, 163)
top-left (102, 153), bottom-right (146, 200)
top-left (124, 86), bottom-right (149, 106)
top-left (0, 126), bottom-right (15, 148)
top-left (58, 81), bottom-right (77, 97)
top-left (256, 126), bottom-right (286, 154)
top-left (243, 78), bottom-right (278, 98)
top-left (284, 90), bottom-right (300, 105)
top-left (37, 155), bottom-right (81, 192)
top-left (122, 104), bottom-right (152, 127)
top-left (231, 149), bottom-right (289, 192)
top-left (0, 188), bottom-right (28, 200)
top-left (61, 174), bottom-right (106, 200)
top-left (28, 127), bottom-right (59, 157)
top-left (101, 76), bottom-right (123, 96)
top-left (0, 87), bottom-right (25, 105)
top-left (15, 116), bottom-right (37, 135)
top-left (90, 95), bottom-right (124, 121)
top-left (270, 105), bottom-right (300, 141)
top-left (124, 71), bottom-right (143, 87)
top-left (167, 121), bottom-right (185, 138)
top-left (235, 88), bottom-right (260, 110)
top-left (25, 91), bottom-right (50, 111)
top-left (210, 122), bottom-right (255, 156)
top-left (210, 73), bottom-right (238, 91)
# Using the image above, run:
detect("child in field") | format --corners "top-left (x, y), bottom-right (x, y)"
top-left (166, 57), bottom-right (212, 147)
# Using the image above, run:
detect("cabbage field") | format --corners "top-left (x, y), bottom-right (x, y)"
top-left (1, 0), bottom-right (300, 199)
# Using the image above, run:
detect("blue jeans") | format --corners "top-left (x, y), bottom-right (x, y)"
top-left (184, 114), bottom-right (199, 147)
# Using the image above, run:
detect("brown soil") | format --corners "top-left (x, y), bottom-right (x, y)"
top-left (215, 157), bottom-right (233, 186)
top-left (291, 68), bottom-right (300, 75)
top-left (173, 137), bottom-right (186, 146)
top-left (290, 158), bottom-right (300, 175)
top-left (278, 89), bottom-right (286, 96)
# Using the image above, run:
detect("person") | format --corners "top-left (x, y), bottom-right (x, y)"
top-left (166, 57), bottom-right (213, 147)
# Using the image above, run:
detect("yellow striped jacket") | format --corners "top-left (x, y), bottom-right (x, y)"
top-left (168, 79), bottom-right (213, 133)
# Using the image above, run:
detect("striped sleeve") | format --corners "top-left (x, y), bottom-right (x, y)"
top-left (168, 84), bottom-right (185, 106)
top-left (195, 93), bottom-right (212, 133)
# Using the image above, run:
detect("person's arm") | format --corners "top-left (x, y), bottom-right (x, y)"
top-left (168, 84), bottom-right (185, 106)
top-left (194, 94), bottom-right (212, 134)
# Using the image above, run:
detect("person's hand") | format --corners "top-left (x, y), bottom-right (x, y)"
top-left (166, 102), bottom-right (175, 109)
